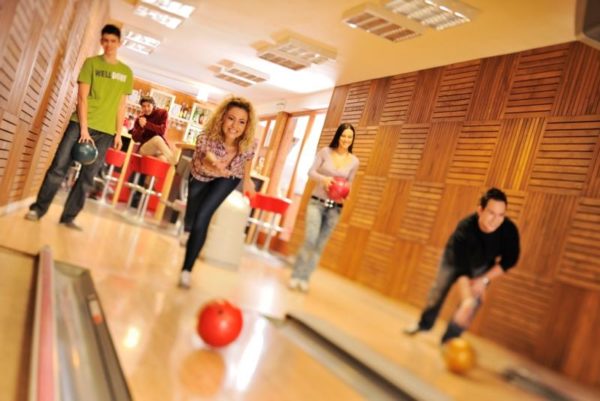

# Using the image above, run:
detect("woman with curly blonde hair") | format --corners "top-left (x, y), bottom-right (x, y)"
top-left (179, 96), bottom-right (257, 288)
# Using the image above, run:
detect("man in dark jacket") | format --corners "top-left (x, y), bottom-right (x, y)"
top-left (404, 187), bottom-right (520, 343)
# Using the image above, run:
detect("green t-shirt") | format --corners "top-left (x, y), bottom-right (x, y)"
top-left (70, 55), bottom-right (133, 135)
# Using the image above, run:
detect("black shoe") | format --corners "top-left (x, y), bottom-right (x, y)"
top-left (403, 323), bottom-right (424, 336)
top-left (60, 221), bottom-right (83, 231)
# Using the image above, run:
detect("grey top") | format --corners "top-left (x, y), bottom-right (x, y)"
top-left (309, 146), bottom-right (360, 200)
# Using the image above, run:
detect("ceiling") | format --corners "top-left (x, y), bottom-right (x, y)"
top-left (110, 0), bottom-right (578, 114)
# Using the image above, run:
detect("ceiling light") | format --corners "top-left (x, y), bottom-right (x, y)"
top-left (134, 0), bottom-right (195, 29)
top-left (122, 41), bottom-right (154, 55)
top-left (133, 5), bottom-right (183, 29)
top-left (257, 35), bottom-right (336, 71)
top-left (140, 0), bottom-right (195, 18)
top-left (257, 48), bottom-right (311, 71)
top-left (342, 3), bottom-right (424, 42)
top-left (385, 0), bottom-right (478, 30)
top-left (213, 61), bottom-right (269, 87)
top-left (122, 26), bottom-right (161, 55)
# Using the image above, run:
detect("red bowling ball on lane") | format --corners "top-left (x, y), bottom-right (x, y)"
top-left (196, 299), bottom-right (243, 347)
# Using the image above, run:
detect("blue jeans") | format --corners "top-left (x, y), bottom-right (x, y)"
top-left (417, 260), bottom-right (485, 343)
top-left (291, 199), bottom-right (341, 281)
top-left (29, 121), bottom-right (114, 222)
top-left (182, 177), bottom-right (241, 272)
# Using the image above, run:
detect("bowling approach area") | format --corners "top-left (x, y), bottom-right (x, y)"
top-left (1, 201), bottom-right (599, 401)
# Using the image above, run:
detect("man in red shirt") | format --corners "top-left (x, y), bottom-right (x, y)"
top-left (132, 96), bottom-right (177, 164)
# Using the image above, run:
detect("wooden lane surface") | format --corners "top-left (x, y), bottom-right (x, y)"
top-left (0, 246), bottom-right (35, 401)
top-left (0, 203), bottom-right (599, 400)
top-left (0, 205), bottom-right (363, 401)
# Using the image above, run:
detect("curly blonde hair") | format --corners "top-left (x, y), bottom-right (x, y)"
top-left (203, 96), bottom-right (256, 152)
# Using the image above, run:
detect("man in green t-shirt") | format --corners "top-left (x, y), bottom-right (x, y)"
top-left (26, 24), bottom-right (133, 230)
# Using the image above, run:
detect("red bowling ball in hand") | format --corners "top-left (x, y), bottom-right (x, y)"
top-left (197, 299), bottom-right (243, 347)
top-left (327, 177), bottom-right (350, 202)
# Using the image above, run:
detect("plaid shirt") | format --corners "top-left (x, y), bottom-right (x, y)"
top-left (191, 133), bottom-right (256, 182)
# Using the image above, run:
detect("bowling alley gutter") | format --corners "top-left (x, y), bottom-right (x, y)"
top-left (283, 312), bottom-right (452, 401)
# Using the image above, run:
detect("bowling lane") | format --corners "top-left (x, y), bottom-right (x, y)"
top-left (0, 247), bottom-right (35, 401)
top-left (97, 277), bottom-right (368, 401)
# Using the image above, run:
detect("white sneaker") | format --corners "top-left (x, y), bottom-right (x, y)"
top-left (298, 280), bottom-right (310, 292)
top-left (25, 210), bottom-right (40, 221)
top-left (288, 278), bottom-right (300, 290)
top-left (178, 271), bottom-right (191, 289)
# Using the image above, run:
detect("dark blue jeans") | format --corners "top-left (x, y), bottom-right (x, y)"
top-left (29, 121), bottom-right (114, 222)
top-left (417, 260), bottom-right (485, 343)
top-left (182, 176), bottom-right (241, 272)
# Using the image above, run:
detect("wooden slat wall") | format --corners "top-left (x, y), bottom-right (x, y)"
top-left (0, 0), bottom-right (108, 208)
top-left (289, 41), bottom-right (600, 387)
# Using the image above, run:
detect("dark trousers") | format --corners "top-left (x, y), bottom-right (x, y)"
top-left (30, 121), bottom-right (113, 222)
top-left (417, 260), bottom-right (484, 343)
top-left (182, 176), bottom-right (240, 272)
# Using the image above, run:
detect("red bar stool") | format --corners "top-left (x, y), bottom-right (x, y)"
top-left (136, 156), bottom-right (171, 219)
top-left (247, 193), bottom-right (291, 250)
top-left (99, 148), bottom-right (126, 203)
top-left (123, 154), bottom-right (143, 209)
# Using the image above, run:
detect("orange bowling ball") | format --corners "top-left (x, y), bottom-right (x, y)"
top-left (442, 338), bottom-right (476, 374)
top-left (197, 299), bottom-right (243, 347)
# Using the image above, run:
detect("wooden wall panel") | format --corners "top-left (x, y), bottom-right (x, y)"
top-left (338, 226), bottom-right (370, 280)
top-left (356, 231), bottom-right (396, 292)
top-left (339, 81), bottom-right (370, 126)
top-left (405, 245), bottom-right (443, 307)
top-left (387, 240), bottom-right (423, 299)
top-left (429, 184), bottom-right (482, 248)
top-left (534, 282), bottom-right (600, 388)
top-left (323, 85), bottom-right (349, 129)
top-left (360, 78), bottom-right (391, 127)
top-left (415, 122), bottom-right (461, 182)
top-left (518, 192), bottom-right (576, 280)
top-left (317, 126), bottom-right (336, 149)
top-left (477, 271), bottom-right (553, 357)
top-left (486, 118), bottom-right (544, 190)
top-left (406, 68), bottom-right (443, 123)
top-left (502, 44), bottom-right (569, 118)
top-left (0, 0), bottom-right (33, 111)
top-left (350, 127), bottom-right (378, 173)
top-left (559, 290), bottom-right (600, 384)
top-left (446, 121), bottom-right (499, 186)
top-left (365, 125), bottom-right (400, 176)
top-left (288, 41), bottom-right (600, 386)
top-left (372, 178), bottom-right (411, 235)
top-left (397, 182), bottom-right (443, 243)
top-left (0, 0), bottom-right (108, 207)
top-left (388, 124), bottom-right (428, 180)
top-left (431, 60), bottom-right (479, 121)
top-left (553, 42), bottom-right (600, 116)
top-left (527, 116), bottom-right (600, 194)
top-left (503, 189), bottom-right (526, 223)
top-left (0, 111), bottom-right (19, 180)
top-left (348, 175), bottom-right (386, 229)
top-left (9, 30), bottom-right (54, 202)
top-left (583, 133), bottom-right (600, 198)
top-left (467, 54), bottom-right (518, 120)
top-left (558, 197), bottom-right (600, 290)
top-left (379, 72), bottom-right (417, 125)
